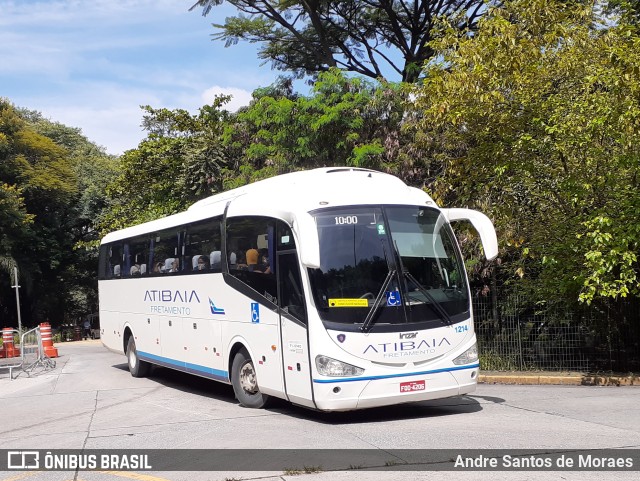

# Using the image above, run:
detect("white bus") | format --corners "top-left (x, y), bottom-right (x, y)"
top-left (98, 167), bottom-right (497, 411)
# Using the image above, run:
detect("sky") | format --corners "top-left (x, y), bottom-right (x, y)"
top-left (0, 0), bottom-right (280, 155)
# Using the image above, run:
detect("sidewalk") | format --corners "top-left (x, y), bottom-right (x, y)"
top-left (479, 370), bottom-right (639, 386)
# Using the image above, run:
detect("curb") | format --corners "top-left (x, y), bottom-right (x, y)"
top-left (478, 372), bottom-right (639, 386)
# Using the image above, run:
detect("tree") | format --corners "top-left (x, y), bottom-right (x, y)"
top-left (220, 69), bottom-right (432, 187)
top-left (411, 0), bottom-right (640, 305)
top-left (98, 101), bottom-right (231, 232)
top-left (1, 100), bottom-right (76, 325)
top-left (191, 0), bottom-right (489, 82)
top-left (605, 0), bottom-right (640, 25)
top-left (19, 109), bottom-right (121, 323)
top-left (1, 99), bottom-right (117, 326)
top-left (0, 183), bottom-right (32, 274)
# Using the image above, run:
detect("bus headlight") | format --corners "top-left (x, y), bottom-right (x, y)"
top-left (315, 355), bottom-right (364, 377)
top-left (452, 344), bottom-right (478, 365)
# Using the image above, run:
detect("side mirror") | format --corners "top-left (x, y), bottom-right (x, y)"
top-left (441, 208), bottom-right (499, 261)
top-left (293, 213), bottom-right (321, 269)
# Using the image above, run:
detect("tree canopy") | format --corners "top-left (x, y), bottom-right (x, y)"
top-left (191, 0), bottom-right (489, 82)
top-left (221, 69), bottom-right (431, 186)
top-left (97, 100), bottom-right (231, 232)
top-left (0, 99), bottom-right (117, 327)
top-left (412, 0), bottom-right (640, 305)
top-left (100, 69), bottom-right (439, 226)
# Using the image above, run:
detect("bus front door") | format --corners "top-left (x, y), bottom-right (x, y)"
top-left (278, 251), bottom-right (315, 408)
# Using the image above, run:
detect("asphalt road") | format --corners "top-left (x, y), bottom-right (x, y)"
top-left (1, 340), bottom-right (639, 481)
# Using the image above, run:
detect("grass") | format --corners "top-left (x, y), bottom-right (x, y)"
top-left (283, 466), bottom-right (322, 475)
top-left (479, 351), bottom-right (522, 370)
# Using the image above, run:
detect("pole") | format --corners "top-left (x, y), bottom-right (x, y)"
top-left (11, 266), bottom-right (22, 333)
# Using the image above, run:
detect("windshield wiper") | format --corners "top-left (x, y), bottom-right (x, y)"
top-left (360, 268), bottom-right (396, 333)
top-left (392, 241), bottom-right (452, 326)
top-left (403, 270), bottom-right (453, 326)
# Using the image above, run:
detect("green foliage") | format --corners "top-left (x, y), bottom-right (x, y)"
top-left (98, 102), bottom-right (231, 232)
top-left (581, 215), bottom-right (640, 303)
top-left (0, 99), bottom-right (116, 326)
top-left (605, 0), bottom-right (640, 25)
top-left (0, 183), bottom-right (33, 258)
top-left (191, 0), bottom-right (488, 83)
top-left (480, 350), bottom-right (522, 371)
top-left (412, 0), bottom-right (640, 304)
top-left (222, 69), bottom-right (424, 187)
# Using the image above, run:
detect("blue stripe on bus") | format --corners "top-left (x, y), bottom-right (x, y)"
top-left (312, 363), bottom-right (480, 384)
top-left (137, 351), bottom-right (477, 385)
top-left (138, 350), bottom-right (229, 382)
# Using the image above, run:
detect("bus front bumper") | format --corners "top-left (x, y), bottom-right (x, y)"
top-left (312, 364), bottom-right (479, 412)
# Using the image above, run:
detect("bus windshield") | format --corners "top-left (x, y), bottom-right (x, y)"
top-left (309, 205), bottom-right (469, 329)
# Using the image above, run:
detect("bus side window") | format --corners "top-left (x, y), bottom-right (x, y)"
top-left (130, 237), bottom-right (149, 277)
top-left (226, 216), bottom-right (277, 301)
top-left (277, 221), bottom-right (306, 324)
top-left (110, 244), bottom-right (123, 279)
top-left (183, 217), bottom-right (222, 274)
top-left (153, 227), bottom-right (182, 274)
top-left (99, 244), bottom-right (117, 280)
top-left (278, 252), bottom-right (307, 324)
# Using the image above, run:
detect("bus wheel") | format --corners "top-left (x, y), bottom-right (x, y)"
top-left (126, 336), bottom-right (150, 378)
top-left (231, 349), bottom-right (270, 408)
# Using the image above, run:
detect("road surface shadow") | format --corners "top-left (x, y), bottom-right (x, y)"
top-left (112, 362), bottom-right (238, 403)
top-left (113, 362), bottom-right (499, 423)
top-left (274, 394), bottom-right (488, 424)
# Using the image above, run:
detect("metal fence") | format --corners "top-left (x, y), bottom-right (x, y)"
top-left (21, 326), bottom-right (56, 375)
top-left (474, 293), bottom-right (640, 373)
top-left (0, 327), bottom-right (56, 379)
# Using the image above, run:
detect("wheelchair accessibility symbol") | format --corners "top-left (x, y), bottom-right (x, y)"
top-left (386, 290), bottom-right (401, 306)
top-left (251, 303), bottom-right (260, 323)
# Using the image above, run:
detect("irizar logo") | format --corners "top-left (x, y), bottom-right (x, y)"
top-left (399, 332), bottom-right (418, 339)
top-left (143, 290), bottom-right (201, 303)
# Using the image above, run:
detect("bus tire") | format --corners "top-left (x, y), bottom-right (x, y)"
top-left (231, 349), bottom-right (270, 408)
top-left (127, 336), bottom-right (150, 378)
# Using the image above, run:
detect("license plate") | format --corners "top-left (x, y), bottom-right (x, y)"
top-left (400, 380), bottom-right (425, 393)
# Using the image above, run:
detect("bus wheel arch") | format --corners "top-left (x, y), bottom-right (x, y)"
top-left (123, 327), bottom-right (133, 354)
top-left (229, 343), bottom-right (270, 409)
top-left (124, 328), bottom-right (150, 378)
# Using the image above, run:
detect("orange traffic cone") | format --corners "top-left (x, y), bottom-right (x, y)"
top-left (0, 327), bottom-right (20, 358)
top-left (40, 322), bottom-right (58, 358)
